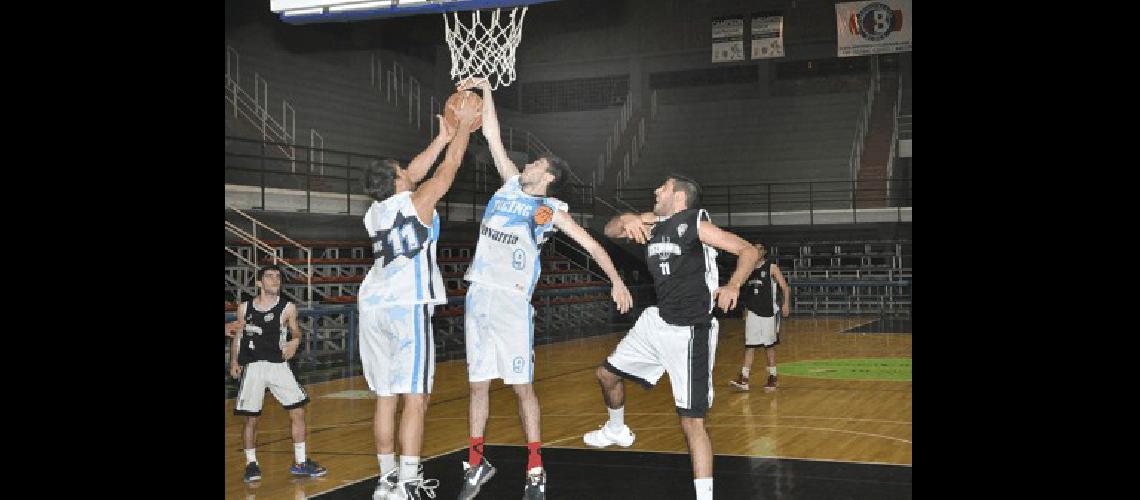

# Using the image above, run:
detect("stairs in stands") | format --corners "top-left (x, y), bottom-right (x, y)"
top-left (855, 76), bottom-right (899, 209)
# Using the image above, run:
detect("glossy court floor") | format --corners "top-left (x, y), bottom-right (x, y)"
top-left (225, 316), bottom-right (912, 499)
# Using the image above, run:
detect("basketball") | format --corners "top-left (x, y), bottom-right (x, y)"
top-left (444, 90), bottom-right (483, 131)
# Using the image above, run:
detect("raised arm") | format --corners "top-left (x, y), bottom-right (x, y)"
top-left (553, 210), bottom-right (633, 313)
top-left (410, 105), bottom-right (478, 223)
top-left (603, 211), bottom-right (657, 244)
top-left (460, 78), bottom-right (520, 181)
top-left (698, 221), bottom-right (760, 312)
top-left (405, 115), bottom-right (457, 184)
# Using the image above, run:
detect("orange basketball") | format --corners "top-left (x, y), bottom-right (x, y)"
top-left (534, 205), bottom-right (554, 225)
top-left (444, 90), bottom-right (483, 131)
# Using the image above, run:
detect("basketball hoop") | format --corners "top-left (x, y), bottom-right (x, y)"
top-left (442, 6), bottom-right (528, 90)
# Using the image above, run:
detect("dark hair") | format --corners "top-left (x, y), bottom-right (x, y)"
top-left (539, 155), bottom-right (569, 197)
top-left (364, 158), bottom-right (401, 201)
top-left (667, 173), bottom-right (701, 209)
top-left (257, 264), bottom-right (283, 282)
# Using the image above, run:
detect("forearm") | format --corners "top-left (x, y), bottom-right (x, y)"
top-left (229, 334), bottom-right (241, 366)
top-left (727, 248), bottom-right (760, 288)
top-left (406, 137), bottom-right (449, 183)
top-left (479, 90), bottom-right (519, 179)
top-left (438, 122), bottom-right (474, 179)
top-left (586, 243), bottom-right (624, 285)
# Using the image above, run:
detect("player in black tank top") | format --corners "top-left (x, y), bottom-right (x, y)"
top-left (730, 242), bottom-right (792, 392)
top-left (597, 175), bottom-right (760, 497)
top-left (646, 207), bottom-right (718, 325)
top-left (237, 295), bottom-right (292, 365)
top-left (225, 265), bottom-right (326, 481)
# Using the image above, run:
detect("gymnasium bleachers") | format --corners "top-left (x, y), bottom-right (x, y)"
top-left (771, 240), bottom-right (911, 316)
top-left (497, 107), bottom-right (623, 182)
top-left (633, 91), bottom-right (865, 190)
top-left (225, 236), bottom-right (623, 365)
top-left (224, 32), bottom-right (449, 199)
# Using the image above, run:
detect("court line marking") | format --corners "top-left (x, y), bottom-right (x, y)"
top-left (225, 412), bottom-right (912, 438)
top-left (230, 317), bottom-right (912, 492)
top-left (305, 444), bottom-right (468, 498)
top-left (544, 424), bottom-right (910, 447)
top-left (482, 442), bottom-right (911, 467)
top-left (421, 413), bottom-right (912, 425)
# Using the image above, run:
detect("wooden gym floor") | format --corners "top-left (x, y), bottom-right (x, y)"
top-left (225, 316), bottom-right (912, 499)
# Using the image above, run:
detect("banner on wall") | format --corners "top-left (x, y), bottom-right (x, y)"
top-left (750, 13), bottom-right (784, 59)
top-left (712, 16), bottom-right (745, 63)
top-left (836, 0), bottom-right (911, 57)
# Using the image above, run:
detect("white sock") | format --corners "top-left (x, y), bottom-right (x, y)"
top-left (398, 456), bottom-right (421, 481)
top-left (741, 367), bottom-right (750, 378)
top-left (244, 448), bottom-right (257, 465)
top-left (378, 453), bottom-right (396, 475)
top-left (294, 442), bottom-right (306, 464)
top-left (768, 366), bottom-right (777, 376)
top-left (694, 478), bottom-right (713, 500)
top-left (606, 406), bottom-right (625, 430)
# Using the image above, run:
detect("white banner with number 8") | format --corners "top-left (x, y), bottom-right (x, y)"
top-left (835, 0), bottom-right (912, 57)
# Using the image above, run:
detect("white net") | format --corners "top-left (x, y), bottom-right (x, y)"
top-left (443, 7), bottom-right (528, 90)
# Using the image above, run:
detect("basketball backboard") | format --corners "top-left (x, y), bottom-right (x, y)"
top-left (270, 0), bottom-right (559, 24)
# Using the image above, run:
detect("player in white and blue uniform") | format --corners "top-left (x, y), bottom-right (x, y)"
top-left (359, 107), bottom-right (478, 500)
top-left (455, 78), bottom-right (633, 500)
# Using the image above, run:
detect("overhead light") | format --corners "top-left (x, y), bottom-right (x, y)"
top-left (283, 7), bottom-right (325, 15)
top-left (328, 1), bottom-right (393, 12)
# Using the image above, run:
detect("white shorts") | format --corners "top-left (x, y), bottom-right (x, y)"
top-left (359, 304), bottom-right (436, 396)
top-left (604, 307), bottom-right (719, 418)
top-left (744, 309), bottom-right (781, 347)
top-left (464, 282), bottom-right (535, 385)
top-left (234, 361), bottom-right (309, 416)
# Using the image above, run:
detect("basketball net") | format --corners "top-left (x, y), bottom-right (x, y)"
top-left (443, 7), bottom-right (528, 90)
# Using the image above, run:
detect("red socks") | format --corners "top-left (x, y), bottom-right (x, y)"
top-left (470, 437), bottom-right (541, 470)
top-left (527, 441), bottom-right (543, 470)
top-left (469, 436), bottom-right (485, 466)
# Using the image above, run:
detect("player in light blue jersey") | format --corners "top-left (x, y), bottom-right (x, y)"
top-left (453, 78), bottom-right (633, 500)
top-left (361, 103), bottom-right (479, 500)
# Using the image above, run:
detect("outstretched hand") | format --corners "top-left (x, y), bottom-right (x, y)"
top-left (620, 214), bottom-right (652, 244)
top-left (457, 77), bottom-right (492, 93)
top-left (436, 114), bottom-right (456, 142)
top-left (453, 96), bottom-right (480, 127)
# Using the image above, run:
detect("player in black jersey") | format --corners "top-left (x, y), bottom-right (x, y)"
top-left (226, 265), bottom-right (327, 482)
top-left (729, 242), bottom-right (791, 392)
top-left (584, 175), bottom-right (759, 500)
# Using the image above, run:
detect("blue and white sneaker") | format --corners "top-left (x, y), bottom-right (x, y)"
top-left (243, 462), bottom-right (262, 482)
top-left (290, 458), bottom-right (328, 477)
